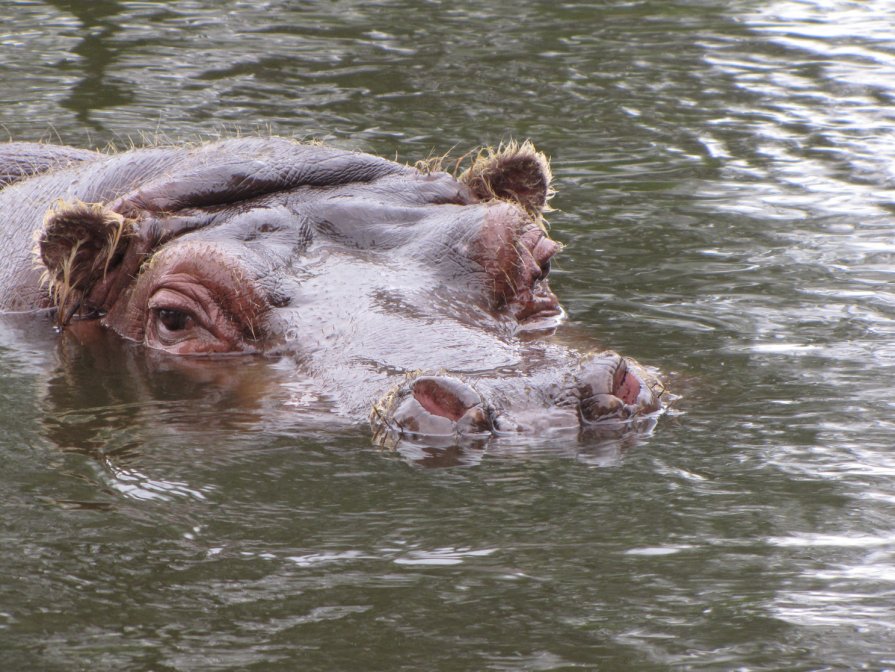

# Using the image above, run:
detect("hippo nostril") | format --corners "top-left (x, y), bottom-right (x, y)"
top-left (580, 393), bottom-right (629, 421)
top-left (454, 404), bottom-right (493, 435)
top-left (411, 376), bottom-right (483, 422)
top-left (538, 258), bottom-right (551, 281)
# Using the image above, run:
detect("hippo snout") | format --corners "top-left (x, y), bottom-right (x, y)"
top-left (371, 352), bottom-right (665, 446)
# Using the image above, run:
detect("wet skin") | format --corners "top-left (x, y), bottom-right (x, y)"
top-left (0, 137), bottom-right (665, 445)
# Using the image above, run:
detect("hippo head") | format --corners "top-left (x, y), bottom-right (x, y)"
top-left (32, 137), bottom-right (664, 445)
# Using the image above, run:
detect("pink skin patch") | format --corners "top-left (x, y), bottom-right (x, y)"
top-left (614, 365), bottom-right (643, 406)
top-left (411, 377), bottom-right (480, 421)
top-left (615, 371), bottom-right (640, 404)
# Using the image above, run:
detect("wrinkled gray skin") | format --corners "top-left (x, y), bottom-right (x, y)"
top-left (0, 137), bottom-right (664, 446)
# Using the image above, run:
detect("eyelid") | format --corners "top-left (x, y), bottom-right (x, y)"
top-left (147, 288), bottom-right (210, 325)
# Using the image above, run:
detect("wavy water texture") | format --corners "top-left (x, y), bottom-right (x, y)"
top-left (2, 1), bottom-right (895, 670)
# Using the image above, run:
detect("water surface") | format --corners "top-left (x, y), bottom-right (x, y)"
top-left (2, 1), bottom-right (895, 669)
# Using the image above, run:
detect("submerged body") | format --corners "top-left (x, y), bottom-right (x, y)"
top-left (0, 137), bottom-right (664, 444)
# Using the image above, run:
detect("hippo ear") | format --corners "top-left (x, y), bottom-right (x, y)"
top-left (37, 200), bottom-right (134, 325)
top-left (458, 140), bottom-right (554, 219)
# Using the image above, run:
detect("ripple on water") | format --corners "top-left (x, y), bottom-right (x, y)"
top-left (767, 530), bottom-right (895, 635)
top-left (3, 1), bottom-right (895, 670)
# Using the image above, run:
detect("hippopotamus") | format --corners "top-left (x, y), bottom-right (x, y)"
top-left (0, 136), bottom-right (665, 446)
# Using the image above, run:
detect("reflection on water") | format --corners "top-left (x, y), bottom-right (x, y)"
top-left (44, 0), bottom-right (133, 126)
top-left (3, 0), bottom-right (895, 669)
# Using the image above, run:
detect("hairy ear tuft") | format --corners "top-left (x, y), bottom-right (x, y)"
top-left (458, 140), bottom-right (554, 222)
top-left (36, 200), bottom-right (134, 325)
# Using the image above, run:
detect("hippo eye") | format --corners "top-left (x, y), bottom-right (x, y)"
top-left (156, 308), bottom-right (193, 333)
top-left (145, 284), bottom-right (254, 355)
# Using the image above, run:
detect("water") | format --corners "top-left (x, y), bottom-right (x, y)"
top-left (2, 0), bottom-right (895, 669)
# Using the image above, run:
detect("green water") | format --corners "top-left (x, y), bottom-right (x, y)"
top-left (2, 1), bottom-right (895, 669)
